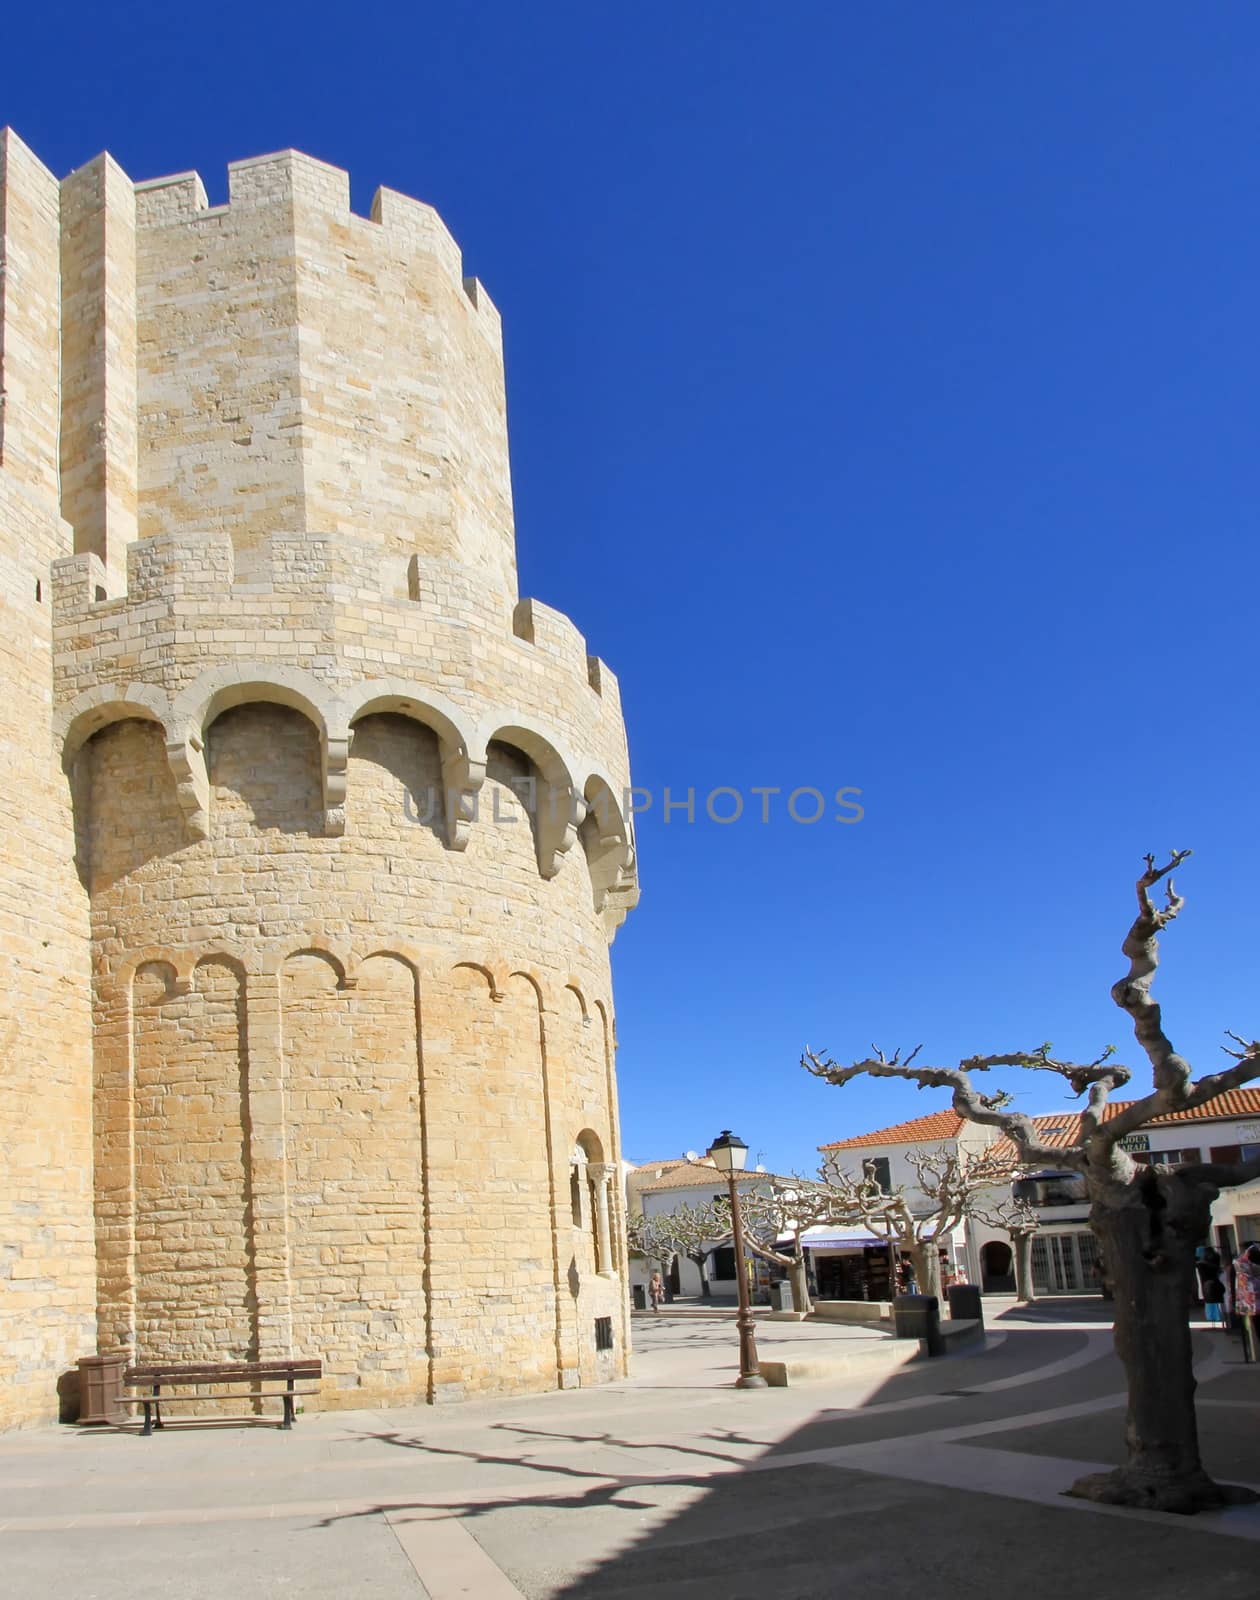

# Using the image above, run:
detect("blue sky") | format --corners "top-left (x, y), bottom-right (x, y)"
top-left (7, 3), bottom-right (1260, 1173)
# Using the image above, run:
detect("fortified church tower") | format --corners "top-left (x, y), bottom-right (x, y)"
top-left (0, 130), bottom-right (639, 1426)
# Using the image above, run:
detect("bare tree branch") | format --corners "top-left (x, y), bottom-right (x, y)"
top-left (1109, 850), bottom-right (1194, 1100)
top-left (803, 1046), bottom-right (1088, 1168)
top-left (1164, 1154), bottom-right (1260, 1193)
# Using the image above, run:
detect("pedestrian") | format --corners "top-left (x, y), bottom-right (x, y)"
top-left (1234, 1244), bottom-right (1260, 1359)
top-left (1196, 1245), bottom-right (1225, 1325)
top-left (648, 1270), bottom-right (665, 1313)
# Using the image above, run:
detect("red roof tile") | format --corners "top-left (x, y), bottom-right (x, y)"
top-left (1025, 1087), bottom-right (1260, 1150)
top-left (819, 1110), bottom-right (965, 1152)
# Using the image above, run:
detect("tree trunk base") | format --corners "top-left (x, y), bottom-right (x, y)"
top-left (1066, 1466), bottom-right (1257, 1516)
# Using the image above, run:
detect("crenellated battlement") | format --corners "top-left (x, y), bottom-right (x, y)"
top-left (131, 149), bottom-right (502, 342)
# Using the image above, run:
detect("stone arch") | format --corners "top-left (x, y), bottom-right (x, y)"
top-left (276, 943), bottom-right (354, 988)
top-left (574, 1128), bottom-right (605, 1163)
top-left (475, 715), bottom-right (580, 878)
top-left (563, 981), bottom-right (591, 1024)
top-left (75, 718), bottom-right (185, 889)
top-left (57, 681), bottom-right (171, 765)
top-left (168, 664), bottom-right (349, 838)
top-left (206, 703), bottom-right (325, 839)
top-left (346, 709), bottom-right (446, 853)
top-left (451, 959), bottom-right (503, 1000)
top-left (571, 1129), bottom-right (612, 1277)
top-left (130, 951), bottom-right (254, 1362)
top-left (281, 945), bottom-right (428, 1394)
top-left (346, 680), bottom-right (484, 849)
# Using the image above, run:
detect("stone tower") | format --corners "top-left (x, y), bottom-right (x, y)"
top-left (0, 132), bottom-right (639, 1426)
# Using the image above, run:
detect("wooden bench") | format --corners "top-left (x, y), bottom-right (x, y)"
top-left (124, 1360), bottom-right (322, 1436)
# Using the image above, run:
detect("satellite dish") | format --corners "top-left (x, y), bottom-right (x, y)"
top-left (685, 1149), bottom-right (699, 1162)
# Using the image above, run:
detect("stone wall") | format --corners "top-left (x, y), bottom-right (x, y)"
top-left (0, 133), bottom-right (97, 1430)
top-left (0, 130), bottom-right (638, 1425)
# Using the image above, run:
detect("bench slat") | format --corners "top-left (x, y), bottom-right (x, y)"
top-left (125, 1363), bottom-right (320, 1382)
top-left (122, 1390), bottom-right (320, 1404)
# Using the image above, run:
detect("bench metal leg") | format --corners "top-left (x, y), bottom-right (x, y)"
top-left (141, 1401), bottom-right (153, 1437)
top-left (282, 1392), bottom-right (294, 1429)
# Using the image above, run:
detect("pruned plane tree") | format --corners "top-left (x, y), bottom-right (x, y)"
top-left (802, 852), bottom-right (1260, 1514)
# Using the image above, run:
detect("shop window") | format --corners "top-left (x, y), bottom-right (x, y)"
top-left (1210, 1143), bottom-right (1260, 1166)
top-left (1013, 1172), bottom-right (1086, 1207)
top-left (1132, 1147), bottom-right (1201, 1167)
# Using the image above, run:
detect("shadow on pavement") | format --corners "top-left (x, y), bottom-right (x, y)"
top-left (310, 1314), bottom-right (1259, 1600)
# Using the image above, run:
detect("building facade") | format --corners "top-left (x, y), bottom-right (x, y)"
top-left (817, 1110), bottom-right (993, 1295)
top-left (626, 1156), bottom-right (780, 1300)
top-left (976, 1091), bottom-right (1260, 1295)
top-left (0, 131), bottom-right (639, 1428)
top-left (820, 1092), bottom-right (1260, 1298)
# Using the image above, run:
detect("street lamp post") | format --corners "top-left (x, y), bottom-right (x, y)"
top-left (709, 1130), bottom-right (767, 1390)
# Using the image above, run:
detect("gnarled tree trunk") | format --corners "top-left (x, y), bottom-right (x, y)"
top-left (690, 1252), bottom-right (712, 1298)
top-left (1012, 1229), bottom-right (1037, 1302)
top-left (790, 1256), bottom-right (812, 1315)
top-left (910, 1242), bottom-right (941, 1303)
top-left (1068, 1174), bottom-right (1231, 1513)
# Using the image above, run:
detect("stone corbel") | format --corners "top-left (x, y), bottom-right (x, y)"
top-left (166, 730), bottom-right (210, 840)
top-left (441, 745), bottom-right (487, 851)
top-left (322, 728), bottom-right (350, 837)
top-left (537, 785), bottom-right (583, 879)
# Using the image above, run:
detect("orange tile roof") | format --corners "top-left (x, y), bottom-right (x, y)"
top-left (1023, 1087), bottom-right (1260, 1151)
top-left (819, 1109), bottom-right (965, 1152)
top-left (629, 1162), bottom-right (792, 1195)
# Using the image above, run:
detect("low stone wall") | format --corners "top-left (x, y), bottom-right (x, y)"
top-left (809, 1300), bottom-right (891, 1324)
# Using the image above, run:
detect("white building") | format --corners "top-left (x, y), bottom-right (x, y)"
top-left (816, 1110), bottom-right (999, 1296)
top-left (821, 1090), bottom-right (1260, 1297)
top-left (625, 1154), bottom-right (784, 1301)
top-left (975, 1089), bottom-right (1260, 1294)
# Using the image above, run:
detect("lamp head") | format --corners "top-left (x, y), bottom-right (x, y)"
top-left (708, 1130), bottom-right (748, 1174)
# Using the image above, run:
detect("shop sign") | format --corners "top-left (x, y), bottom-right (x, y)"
top-left (1117, 1134), bottom-right (1150, 1153)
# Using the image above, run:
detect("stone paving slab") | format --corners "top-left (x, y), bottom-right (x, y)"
top-left (1, 1512), bottom-right (428, 1600)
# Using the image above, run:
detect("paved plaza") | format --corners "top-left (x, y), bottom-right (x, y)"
top-left (1, 1301), bottom-right (1257, 1599)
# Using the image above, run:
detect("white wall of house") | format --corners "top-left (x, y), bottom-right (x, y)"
top-left (820, 1124), bottom-right (999, 1287)
top-left (625, 1166), bottom-right (777, 1299)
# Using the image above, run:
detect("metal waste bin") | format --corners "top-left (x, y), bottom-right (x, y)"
top-left (631, 1284), bottom-right (647, 1311)
top-left (77, 1353), bottom-right (128, 1425)
top-left (892, 1294), bottom-right (944, 1356)
top-left (771, 1280), bottom-right (794, 1312)
top-left (947, 1284), bottom-right (983, 1324)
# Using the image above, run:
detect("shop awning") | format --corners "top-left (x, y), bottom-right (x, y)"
top-left (781, 1226), bottom-right (894, 1250)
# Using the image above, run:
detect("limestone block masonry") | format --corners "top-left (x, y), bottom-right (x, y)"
top-left (0, 131), bottom-right (640, 1426)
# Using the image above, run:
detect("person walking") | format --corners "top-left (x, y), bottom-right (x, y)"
top-left (648, 1270), bottom-right (666, 1313)
top-left (1197, 1246), bottom-right (1227, 1329)
top-left (1234, 1244), bottom-right (1260, 1360)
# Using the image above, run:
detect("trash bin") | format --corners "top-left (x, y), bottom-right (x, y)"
top-left (631, 1284), bottom-right (647, 1311)
top-left (892, 1294), bottom-right (944, 1356)
top-left (77, 1353), bottom-right (128, 1425)
top-left (771, 1280), bottom-right (794, 1312)
top-left (947, 1284), bottom-right (983, 1324)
